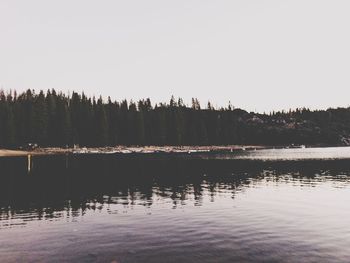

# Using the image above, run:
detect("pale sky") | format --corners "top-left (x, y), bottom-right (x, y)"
top-left (1, 0), bottom-right (350, 112)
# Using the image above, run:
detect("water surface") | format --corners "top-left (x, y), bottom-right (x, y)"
top-left (1, 147), bottom-right (350, 262)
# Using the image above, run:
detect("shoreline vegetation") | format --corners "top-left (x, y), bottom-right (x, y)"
top-left (1, 89), bottom-right (350, 149)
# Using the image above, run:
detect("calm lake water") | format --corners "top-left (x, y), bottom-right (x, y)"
top-left (1, 147), bottom-right (350, 262)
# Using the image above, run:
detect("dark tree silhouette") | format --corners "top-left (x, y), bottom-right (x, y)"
top-left (0, 89), bottom-right (350, 148)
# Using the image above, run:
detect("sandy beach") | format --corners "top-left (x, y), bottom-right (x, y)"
top-left (0, 149), bottom-right (31, 157)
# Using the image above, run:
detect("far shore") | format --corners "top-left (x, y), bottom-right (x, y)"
top-left (1, 144), bottom-right (342, 158)
top-left (0, 145), bottom-right (271, 157)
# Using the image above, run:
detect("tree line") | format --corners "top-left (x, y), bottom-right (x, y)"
top-left (0, 89), bottom-right (350, 148)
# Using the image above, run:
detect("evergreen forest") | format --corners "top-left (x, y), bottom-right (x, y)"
top-left (1, 89), bottom-right (350, 148)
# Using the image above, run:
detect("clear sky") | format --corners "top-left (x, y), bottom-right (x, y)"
top-left (1, 0), bottom-right (350, 112)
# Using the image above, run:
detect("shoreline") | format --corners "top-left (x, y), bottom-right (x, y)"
top-left (0, 145), bottom-right (267, 157)
top-left (0, 144), bottom-right (343, 157)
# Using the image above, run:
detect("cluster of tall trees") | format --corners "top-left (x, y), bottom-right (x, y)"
top-left (1, 89), bottom-right (350, 148)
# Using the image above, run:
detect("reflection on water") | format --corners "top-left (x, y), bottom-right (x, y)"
top-left (1, 151), bottom-right (350, 262)
top-left (203, 146), bottom-right (350, 160)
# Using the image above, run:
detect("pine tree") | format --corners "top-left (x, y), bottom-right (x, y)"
top-left (56, 95), bottom-right (71, 146)
top-left (30, 90), bottom-right (48, 145)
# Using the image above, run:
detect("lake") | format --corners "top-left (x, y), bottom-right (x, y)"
top-left (1, 147), bottom-right (350, 262)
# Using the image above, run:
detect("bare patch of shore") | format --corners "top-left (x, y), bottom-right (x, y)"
top-left (0, 149), bottom-right (30, 157)
top-left (0, 145), bottom-right (266, 157)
